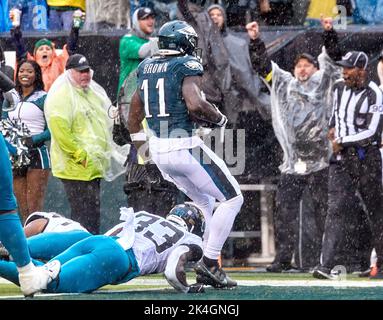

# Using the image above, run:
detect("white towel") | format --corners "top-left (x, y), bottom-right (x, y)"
top-left (115, 207), bottom-right (136, 250)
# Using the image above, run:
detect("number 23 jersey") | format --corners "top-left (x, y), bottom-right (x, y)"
top-left (106, 211), bottom-right (203, 276)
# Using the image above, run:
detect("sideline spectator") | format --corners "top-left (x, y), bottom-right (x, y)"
top-left (115, 6), bottom-right (156, 160)
top-left (128, 20), bottom-right (243, 288)
top-left (8, 0), bottom-right (48, 31)
top-left (207, 3), bottom-right (270, 125)
top-left (117, 7), bottom-right (157, 94)
top-left (224, 0), bottom-right (271, 28)
top-left (0, 45), bottom-right (15, 109)
top-left (305, 0), bottom-right (336, 26)
top-left (44, 54), bottom-right (130, 234)
top-left (2, 60), bottom-right (50, 223)
top-left (247, 18), bottom-right (342, 272)
top-left (9, 10), bottom-right (83, 91)
top-left (179, 1), bottom-right (270, 126)
top-left (0, 206), bottom-right (206, 294)
top-left (177, 0), bottom-right (231, 113)
top-left (352, 0), bottom-right (383, 24)
top-left (130, 0), bottom-right (154, 19)
top-left (313, 50), bottom-right (383, 280)
top-left (46, 0), bottom-right (85, 31)
top-left (84, 0), bottom-right (131, 31)
top-left (0, 132), bottom-right (55, 297)
top-left (262, 0), bottom-right (294, 25)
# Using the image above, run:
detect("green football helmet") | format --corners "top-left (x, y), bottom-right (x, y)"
top-left (158, 20), bottom-right (198, 56)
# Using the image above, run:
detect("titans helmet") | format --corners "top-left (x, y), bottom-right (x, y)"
top-left (158, 20), bottom-right (198, 56)
top-left (166, 203), bottom-right (205, 237)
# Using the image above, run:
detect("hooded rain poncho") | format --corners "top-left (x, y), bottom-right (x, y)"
top-left (45, 70), bottom-right (130, 182)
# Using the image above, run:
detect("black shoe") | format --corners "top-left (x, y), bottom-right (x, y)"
top-left (266, 262), bottom-right (293, 273)
top-left (195, 261), bottom-right (237, 289)
top-left (282, 266), bottom-right (305, 273)
top-left (359, 267), bottom-right (372, 278)
top-left (312, 265), bottom-right (337, 280)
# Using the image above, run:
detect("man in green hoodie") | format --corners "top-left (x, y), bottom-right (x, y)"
top-left (117, 7), bottom-right (157, 96)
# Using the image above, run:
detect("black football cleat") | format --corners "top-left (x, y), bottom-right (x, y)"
top-left (312, 265), bottom-right (339, 280)
top-left (195, 260), bottom-right (237, 289)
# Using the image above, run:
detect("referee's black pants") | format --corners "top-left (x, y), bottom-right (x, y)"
top-left (321, 146), bottom-right (383, 269)
top-left (273, 168), bottom-right (328, 266)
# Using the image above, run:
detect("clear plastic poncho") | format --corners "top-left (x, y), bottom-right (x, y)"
top-left (45, 70), bottom-right (130, 182)
top-left (223, 31), bottom-right (271, 121)
top-left (270, 47), bottom-right (341, 175)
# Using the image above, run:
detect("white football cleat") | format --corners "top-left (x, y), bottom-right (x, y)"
top-left (18, 260), bottom-right (61, 297)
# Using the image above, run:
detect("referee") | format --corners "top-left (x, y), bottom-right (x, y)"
top-left (313, 51), bottom-right (383, 279)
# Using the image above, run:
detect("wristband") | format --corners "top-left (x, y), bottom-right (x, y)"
top-left (217, 115), bottom-right (227, 127)
top-left (130, 132), bottom-right (147, 142)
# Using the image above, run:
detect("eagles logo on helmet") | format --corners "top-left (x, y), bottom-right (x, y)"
top-left (158, 20), bottom-right (199, 58)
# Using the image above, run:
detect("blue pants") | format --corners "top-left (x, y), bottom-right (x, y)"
top-left (28, 230), bottom-right (92, 261)
top-left (48, 9), bottom-right (74, 31)
top-left (0, 230), bottom-right (91, 284)
top-left (0, 235), bottom-right (140, 293)
top-left (46, 235), bottom-right (139, 293)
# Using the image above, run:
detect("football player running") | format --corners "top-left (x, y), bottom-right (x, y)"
top-left (127, 20), bottom-right (243, 289)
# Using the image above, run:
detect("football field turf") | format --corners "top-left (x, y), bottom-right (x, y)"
top-left (0, 272), bottom-right (382, 300)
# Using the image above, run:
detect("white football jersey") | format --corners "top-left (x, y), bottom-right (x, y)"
top-left (105, 211), bottom-right (202, 275)
top-left (24, 212), bottom-right (88, 233)
top-left (7, 90), bottom-right (47, 135)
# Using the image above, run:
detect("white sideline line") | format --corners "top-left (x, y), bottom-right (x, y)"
top-left (106, 278), bottom-right (383, 288)
top-left (122, 278), bottom-right (383, 287)
top-left (238, 280), bottom-right (383, 287)
top-left (1, 278), bottom-right (383, 299)
top-left (2, 277), bottom-right (383, 288)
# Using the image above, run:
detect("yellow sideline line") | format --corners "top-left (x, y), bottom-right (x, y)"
top-left (224, 267), bottom-right (258, 272)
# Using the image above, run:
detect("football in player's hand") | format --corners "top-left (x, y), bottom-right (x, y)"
top-left (189, 111), bottom-right (215, 128)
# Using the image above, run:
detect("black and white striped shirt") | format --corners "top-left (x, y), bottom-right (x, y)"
top-left (329, 80), bottom-right (383, 147)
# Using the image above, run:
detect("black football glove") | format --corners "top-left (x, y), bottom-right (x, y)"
top-left (145, 163), bottom-right (164, 185)
top-left (187, 283), bottom-right (205, 293)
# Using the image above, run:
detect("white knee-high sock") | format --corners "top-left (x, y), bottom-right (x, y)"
top-left (204, 194), bottom-right (244, 260)
top-left (192, 197), bottom-right (216, 250)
